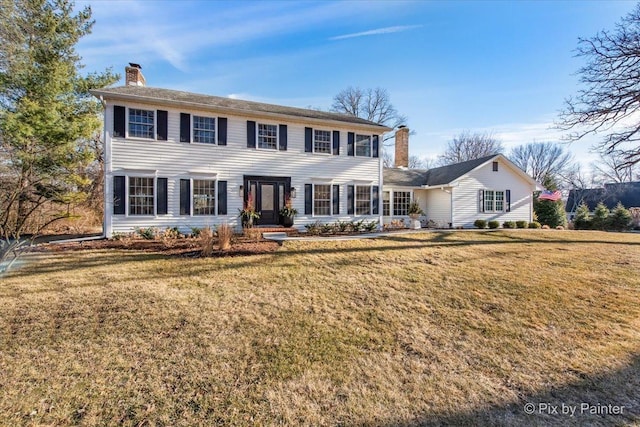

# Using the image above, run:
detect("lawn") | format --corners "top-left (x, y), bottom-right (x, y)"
top-left (1, 230), bottom-right (639, 426)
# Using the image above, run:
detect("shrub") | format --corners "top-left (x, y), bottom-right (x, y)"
top-left (200, 227), bottom-right (215, 257)
top-left (321, 223), bottom-right (335, 234)
top-left (541, 224), bottom-right (550, 229)
top-left (244, 227), bottom-right (261, 242)
top-left (364, 220), bottom-right (378, 232)
top-left (304, 221), bottom-right (322, 236)
top-left (488, 220), bottom-right (500, 229)
top-left (216, 224), bottom-right (233, 251)
top-left (502, 221), bottom-right (516, 229)
top-left (534, 198), bottom-right (567, 228)
top-left (136, 227), bottom-right (157, 240)
top-left (334, 220), bottom-right (350, 233)
top-left (190, 226), bottom-right (202, 238)
top-left (556, 225), bottom-right (565, 230)
top-left (573, 202), bottom-right (592, 230)
top-left (608, 203), bottom-right (632, 231)
top-left (592, 202), bottom-right (610, 230)
top-left (630, 208), bottom-right (640, 229)
top-left (529, 221), bottom-right (541, 229)
top-left (161, 227), bottom-right (181, 248)
top-left (351, 219), bottom-right (366, 232)
top-left (474, 219), bottom-right (487, 229)
top-left (515, 221), bottom-right (528, 229)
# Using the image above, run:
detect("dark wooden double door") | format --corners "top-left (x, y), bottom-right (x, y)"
top-left (244, 175), bottom-right (291, 226)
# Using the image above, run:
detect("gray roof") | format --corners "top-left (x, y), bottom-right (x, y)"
top-left (566, 181), bottom-right (640, 213)
top-left (384, 154), bottom-right (499, 187)
top-left (91, 86), bottom-right (390, 129)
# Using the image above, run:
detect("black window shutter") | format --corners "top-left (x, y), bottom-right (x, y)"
top-left (218, 117), bottom-right (227, 146)
top-left (372, 185), bottom-right (379, 214)
top-left (305, 127), bottom-right (313, 152)
top-left (305, 184), bottom-right (313, 215)
top-left (332, 131), bottom-right (340, 155)
top-left (279, 124), bottom-right (287, 151)
top-left (478, 190), bottom-right (485, 213)
top-left (332, 185), bottom-right (340, 215)
top-left (180, 179), bottom-right (191, 215)
top-left (157, 110), bottom-right (168, 140)
top-left (113, 175), bottom-right (125, 215)
top-left (180, 113), bottom-right (191, 143)
top-left (347, 132), bottom-right (355, 156)
top-left (347, 185), bottom-right (354, 214)
top-left (372, 135), bottom-right (379, 158)
top-left (247, 121), bottom-right (256, 148)
top-left (218, 181), bottom-right (227, 215)
top-left (157, 178), bottom-right (168, 215)
top-left (113, 106), bottom-right (125, 138)
top-left (506, 190), bottom-right (511, 212)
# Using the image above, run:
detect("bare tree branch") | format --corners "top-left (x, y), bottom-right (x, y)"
top-left (438, 131), bottom-right (503, 166)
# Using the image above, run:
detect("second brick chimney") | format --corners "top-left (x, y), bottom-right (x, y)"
top-left (125, 63), bottom-right (146, 87)
top-left (394, 126), bottom-right (409, 168)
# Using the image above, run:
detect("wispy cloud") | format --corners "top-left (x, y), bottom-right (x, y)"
top-left (330, 25), bottom-right (422, 41)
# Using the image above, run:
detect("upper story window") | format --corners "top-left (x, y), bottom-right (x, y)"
top-left (314, 130), bottom-right (331, 154)
top-left (129, 177), bottom-right (154, 215)
top-left (193, 179), bottom-right (216, 215)
top-left (129, 109), bottom-right (154, 139)
top-left (258, 123), bottom-right (278, 149)
top-left (193, 116), bottom-right (216, 144)
top-left (355, 134), bottom-right (371, 157)
top-left (492, 161), bottom-right (499, 172)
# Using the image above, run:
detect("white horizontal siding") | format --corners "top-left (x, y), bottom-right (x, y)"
top-left (104, 100), bottom-right (382, 235)
top-left (451, 159), bottom-right (534, 227)
top-left (423, 188), bottom-right (452, 227)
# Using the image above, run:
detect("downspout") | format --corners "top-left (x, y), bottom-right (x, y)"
top-left (378, 137), bottom-right (384, 230)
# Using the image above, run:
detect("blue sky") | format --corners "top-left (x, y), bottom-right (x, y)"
top-left (76, 0), bottom-right (635, 164)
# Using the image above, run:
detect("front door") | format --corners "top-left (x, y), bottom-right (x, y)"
top-left (257, 182), bottom-right (278, 225)
top-left (244, 175), bottom-right (291, 226)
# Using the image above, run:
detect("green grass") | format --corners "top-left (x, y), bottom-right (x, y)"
top-left (1, 230), bottom-right (639, 426)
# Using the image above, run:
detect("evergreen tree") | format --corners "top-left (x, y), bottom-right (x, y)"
top-left (0, 0), bottom-right (118, 240)
top-left (608, 203), bottom-right (632, 231)
top-left (573, 202), bottom-right (592, 230)
top-left (591, 203), bottom-right (610, 230)
top-left (534, 199), bottom-right (567, 228)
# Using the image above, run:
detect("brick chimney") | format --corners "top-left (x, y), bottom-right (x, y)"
top-left (394, 126), bottom-right (409, 168)
top-left (125, 63), bottom-right (145, 86)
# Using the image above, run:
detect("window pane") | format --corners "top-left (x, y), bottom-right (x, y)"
top-left (355, 134), bottom-right (371, 157)
top-left (356, 185), bottom-right (371, 215)
top-left (485, 190), bottom-right (495, 212)
top-left (258, 124), bottom-right (278, 149)
top-left (129, 177), bottom-right (154, 215)
top-left (193, 116), bottom-right (215, 144)
top-left (393, 191), bottom-right (411, 216)
top-left (382, 191), bottom-right (390, 216)
top-left (314, 184), bottom-right (331, 216)
top-left (193, 179), bottom-right (216, 215)
top-left (129, 109), bottom-right (154, 139)
top-left (495, 191), bottom-right (504, 212)
top-left (261, 185), bottom-right (274, 210)
top-left (314, 130), bottom-right (331, 154)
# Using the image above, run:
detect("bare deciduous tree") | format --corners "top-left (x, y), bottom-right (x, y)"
top-left (558, 3), bottom-right (640, 167)
top-left (331, 87), bottom-right (407, 129)
top-left (509, 142), bottom-right (575, 185)
top-left (438, 131), bottom-right (503, 166)
top-left (591, 150), bottom-right (639, 184)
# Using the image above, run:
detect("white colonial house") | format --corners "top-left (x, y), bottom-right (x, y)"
top-left (383, 147), bottom-right (542, 228)
top-left (92, 65), bottom-right (390, 237)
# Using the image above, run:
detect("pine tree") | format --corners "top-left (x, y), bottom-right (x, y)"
top-left (608, 203), bottom-right (632, 231)
top-left (534, 199), bottom-right (567, 228)
top-left (0, 0), bottom-right (118, 240)
top-left (591, 203), bottom-right (610, 230)
top-left (573, 202), bottom-right (591, 230)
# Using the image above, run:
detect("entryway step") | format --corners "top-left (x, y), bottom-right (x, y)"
top-left (262, 232), bottom-right (288, 240)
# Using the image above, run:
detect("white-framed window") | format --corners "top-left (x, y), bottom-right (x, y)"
top-left (193, 179), bottom-right (216, 215)
top-left (382, 191), bottom-right (390, 216)
top-left (129, 176), bottom-right (154, 215)
top-left (193, 116), bottom-right (216, 144)
top-left (393, 191), bottom-right (411, 216)
top-left (313, 184), bottom-right (332, 216)
top-left (483, 190), bottom-right (505, 212)
top-left (258, 123), bottom-right (278, 149)
top-left (355, 134), bottom-right (371, 157)
top-left (356, 185), bottom-right (372, 215)
top-left (128, 108), bottom-right (154, 139)
top-left (314, 130), bottom-right (331, 154)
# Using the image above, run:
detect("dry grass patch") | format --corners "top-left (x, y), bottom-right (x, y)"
top-left (1, 230), bottom-right (639, 426)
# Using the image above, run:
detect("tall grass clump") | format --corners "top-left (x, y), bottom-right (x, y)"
top-left (216, 224), bottom-right (233, 251)
top-left (200, 227), bottom-right (215, 257)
